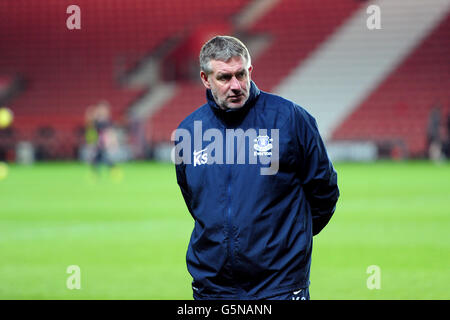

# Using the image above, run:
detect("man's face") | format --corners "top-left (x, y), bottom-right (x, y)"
top-left (200, 56), bottom-right (253, 110)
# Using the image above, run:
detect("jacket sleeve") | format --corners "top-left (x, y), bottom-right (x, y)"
top-left (175, 154), bottom-right (195, 219)
top-left (298, 109), bottom-right (340, 236)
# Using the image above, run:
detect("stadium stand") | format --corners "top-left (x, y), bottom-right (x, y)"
top-left (0, 1), bottom-right (448, 160)
top-left (0, 0), bottom-right (250, 158)
top-left (148, 0), bottom-right (361, 143)
top-left (332, 12), bottom-right (450, 157)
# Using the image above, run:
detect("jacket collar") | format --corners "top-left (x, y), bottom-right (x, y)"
top-left (206, 81), bottom-right (260, 116)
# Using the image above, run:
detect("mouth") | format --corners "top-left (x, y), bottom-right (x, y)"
top-left (228, 94), bottom-right (243, 101)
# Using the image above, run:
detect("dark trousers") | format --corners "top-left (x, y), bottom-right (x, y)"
top-left (266, 287), bottom-right (310, 300)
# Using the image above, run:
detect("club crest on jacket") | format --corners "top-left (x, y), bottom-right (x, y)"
top-left (254, 135), bottom-right (273, 156)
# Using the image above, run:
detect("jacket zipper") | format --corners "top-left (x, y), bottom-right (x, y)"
top-left (227, 162), bottom-right (239, 297)
top-left (222, 120), bottom-right (240, 296)
top-left (226, 166), bottom-right (235, 270)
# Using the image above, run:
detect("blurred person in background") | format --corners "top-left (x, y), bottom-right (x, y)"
top-left (85, 101), bottom-right (120, 176)
top-left (174, 36), bottom-right (339, 300)
top-left (444, 111), bottom-right (450, 159)
top-left (427, 106), bottom-right (444, 162)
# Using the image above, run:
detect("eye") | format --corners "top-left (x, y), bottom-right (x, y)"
top-left (237, 70), bottom-right (248, 79)
top-left (217, 74), bottom-right (232, 81)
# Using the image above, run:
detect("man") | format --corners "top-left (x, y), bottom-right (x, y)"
top-left (426, 106), bottom-right (443, 161)
top-left (174, 36), bottom-right (339, 300)
top-left (85, 101), bottom-right (119, 176)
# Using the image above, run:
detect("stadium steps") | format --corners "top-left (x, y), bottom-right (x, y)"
top-left (332, 9), bottom-right (450, 156)
top-left (274, 0), bottom-right (450, 144)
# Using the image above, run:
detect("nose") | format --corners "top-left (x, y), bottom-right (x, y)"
top-left (230, 76), bottom-right (241, 90)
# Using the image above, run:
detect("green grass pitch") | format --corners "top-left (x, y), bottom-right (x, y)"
top-left (0, 161), bottom-right (449, 299)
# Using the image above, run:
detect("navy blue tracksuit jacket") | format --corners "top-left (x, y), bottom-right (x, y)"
top-left (175, 81), bottom-right (339, 299)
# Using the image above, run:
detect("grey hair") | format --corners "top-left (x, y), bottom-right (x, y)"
top-left (199, 36), bottom-right (251, 75)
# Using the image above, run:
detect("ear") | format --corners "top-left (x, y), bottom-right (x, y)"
top-left (248, 65), bottom-right (253, 77)
top-left (200, 71), bottom-right (211, 89)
